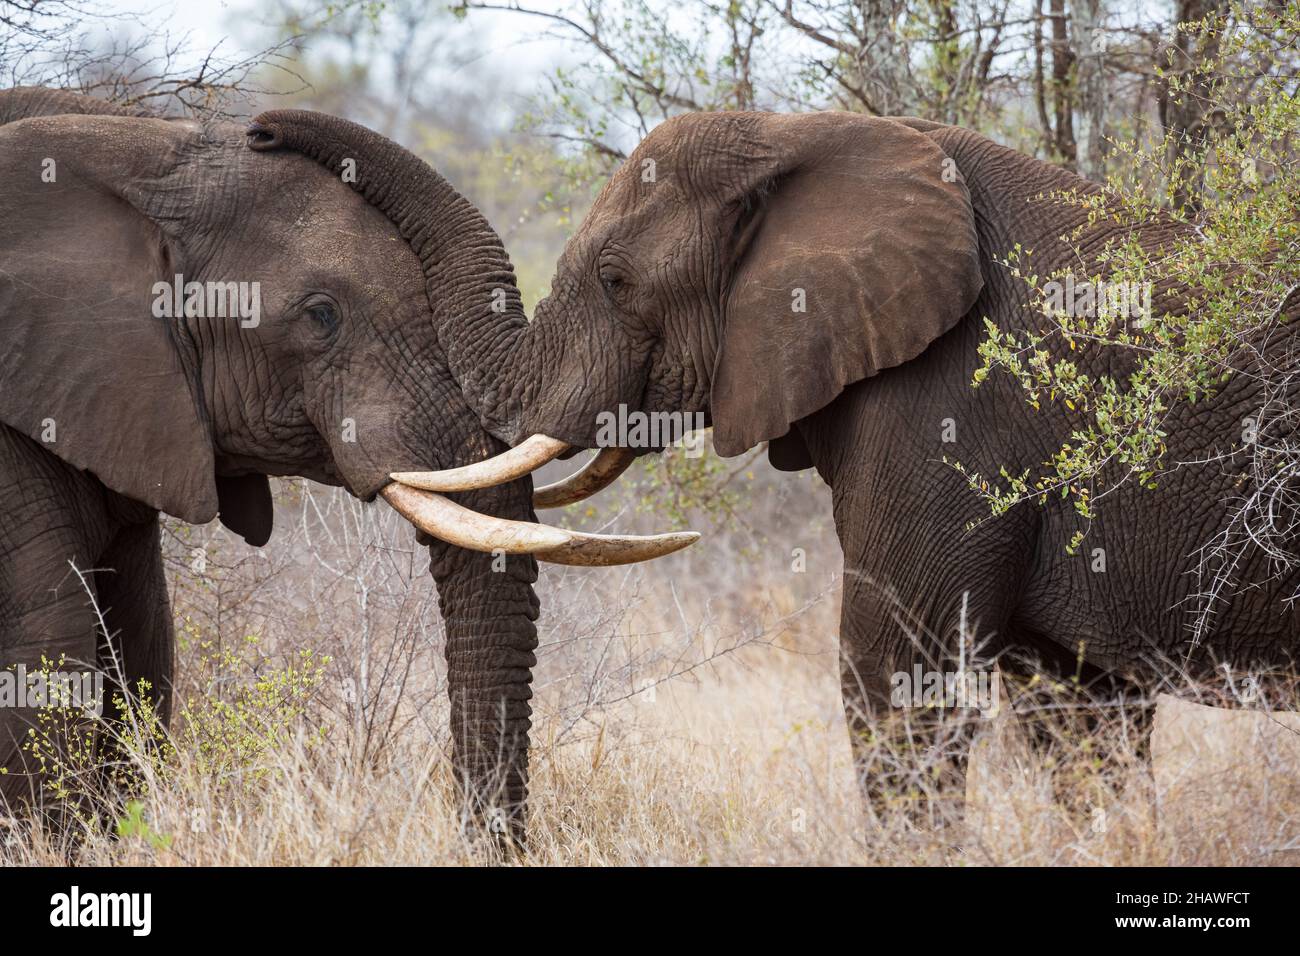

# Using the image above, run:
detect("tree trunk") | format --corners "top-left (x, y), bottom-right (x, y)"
top-left (1049, 0), bottom-right (1077, 168)
top-left (1071, 0), bottom-right (1107, 181)
top-left (1162, 0), bottom-right (1228, 211)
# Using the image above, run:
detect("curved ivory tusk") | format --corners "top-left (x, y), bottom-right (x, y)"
top-left (533, 447), bottom-right (637, 509)
top-left (390, 434), bottom-right (570, 492)
top-left (380, 483), bottom-right (699, 566)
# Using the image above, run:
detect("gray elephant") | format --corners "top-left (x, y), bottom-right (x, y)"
top-left (0, 87), bottom-right (692, 839)
top-left (340, 110), bottom-right (1299, 797)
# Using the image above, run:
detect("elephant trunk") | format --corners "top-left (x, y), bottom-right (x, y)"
top-left (246, 110), bottom-right (537, 443)
top-left (387, 402), bottom-right (541, 847)
top-left (426, 481), bottom-right (540, 848)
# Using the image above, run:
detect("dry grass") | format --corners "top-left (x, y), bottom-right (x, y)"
top-left (2, 461), bottom-right (1298, 867)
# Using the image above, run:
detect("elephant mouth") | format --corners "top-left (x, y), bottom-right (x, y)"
top-left (381, 440), bottom-right (697, 566)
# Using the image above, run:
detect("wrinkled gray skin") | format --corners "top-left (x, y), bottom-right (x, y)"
top-left (0, 89), bottom-right (539, 842)
top-left (426, 111), bottom-right (1300, 796)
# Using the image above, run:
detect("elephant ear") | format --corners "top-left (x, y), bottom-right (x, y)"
top-left (0, 106), bottom-right (219, 523)
top-left (710, 113), bottom-right (983, 458)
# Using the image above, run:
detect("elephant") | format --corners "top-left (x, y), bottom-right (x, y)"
top-left (0, 87), bottom-right (694, 841)
top-left (359, 110), bottom-right (1300, 805)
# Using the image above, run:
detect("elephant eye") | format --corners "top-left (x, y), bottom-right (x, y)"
top-left (305, 302), bottom-right (339, 333)
top-left (600, 270), bottom-right (626, 298)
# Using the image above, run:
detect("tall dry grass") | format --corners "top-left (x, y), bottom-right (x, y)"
top-left (2, 454), bottom-right (1298, 866)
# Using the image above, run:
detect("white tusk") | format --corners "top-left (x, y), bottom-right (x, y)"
top-left (391, 434), bottom-right (570, 492)
top-left (380, 483), bottom-right (699, 566)
top-left (533, 447), bottom-right (637, 509)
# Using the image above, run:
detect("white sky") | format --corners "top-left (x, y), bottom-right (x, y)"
top-left (95, 0), bottom-right (573, 84)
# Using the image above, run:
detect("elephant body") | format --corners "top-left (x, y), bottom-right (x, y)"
top-left (407, 110), bottom-right (1300, 798)
top-left (808, 123), bottom-right (1300, 719)
top-left (803, 281), bottom-right (1300, 705)
top-left (0, 89), bottom-right (545, 834)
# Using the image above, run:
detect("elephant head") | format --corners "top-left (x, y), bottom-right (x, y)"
top-left (0, 88), bottom-right (695, 843)
top-left (381, 111), bottom-right (984, 501)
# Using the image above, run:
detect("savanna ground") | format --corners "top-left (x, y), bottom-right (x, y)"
top-left (2, 447), bottom-right (1297, 867)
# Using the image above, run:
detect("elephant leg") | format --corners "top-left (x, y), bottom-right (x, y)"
top-left (0, 534), bottom-right (104, 816)
top-left (836, 583), bottom-right (991, 831)
top-left (998, 644), bottom-right (1156, 820)
top-left (795, 397), bottom-right (1039, 829)
top-left (0, 590), bottom-right (101, 816)
top-left (93, 515), bottom-right (175, 727)
top-left (81, 513), bottom-right (176, 815)
top-left (0, 428), bottom-right (115, 815)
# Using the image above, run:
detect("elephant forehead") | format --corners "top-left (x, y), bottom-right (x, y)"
top-left (253, 159), bottom-right (391, 239)
top-left (576, 170), bottom-right (695, 253)
top-left (630, 112), bottom-right (771, 195)
top-left (231, 153), bottom-right (425, 297)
